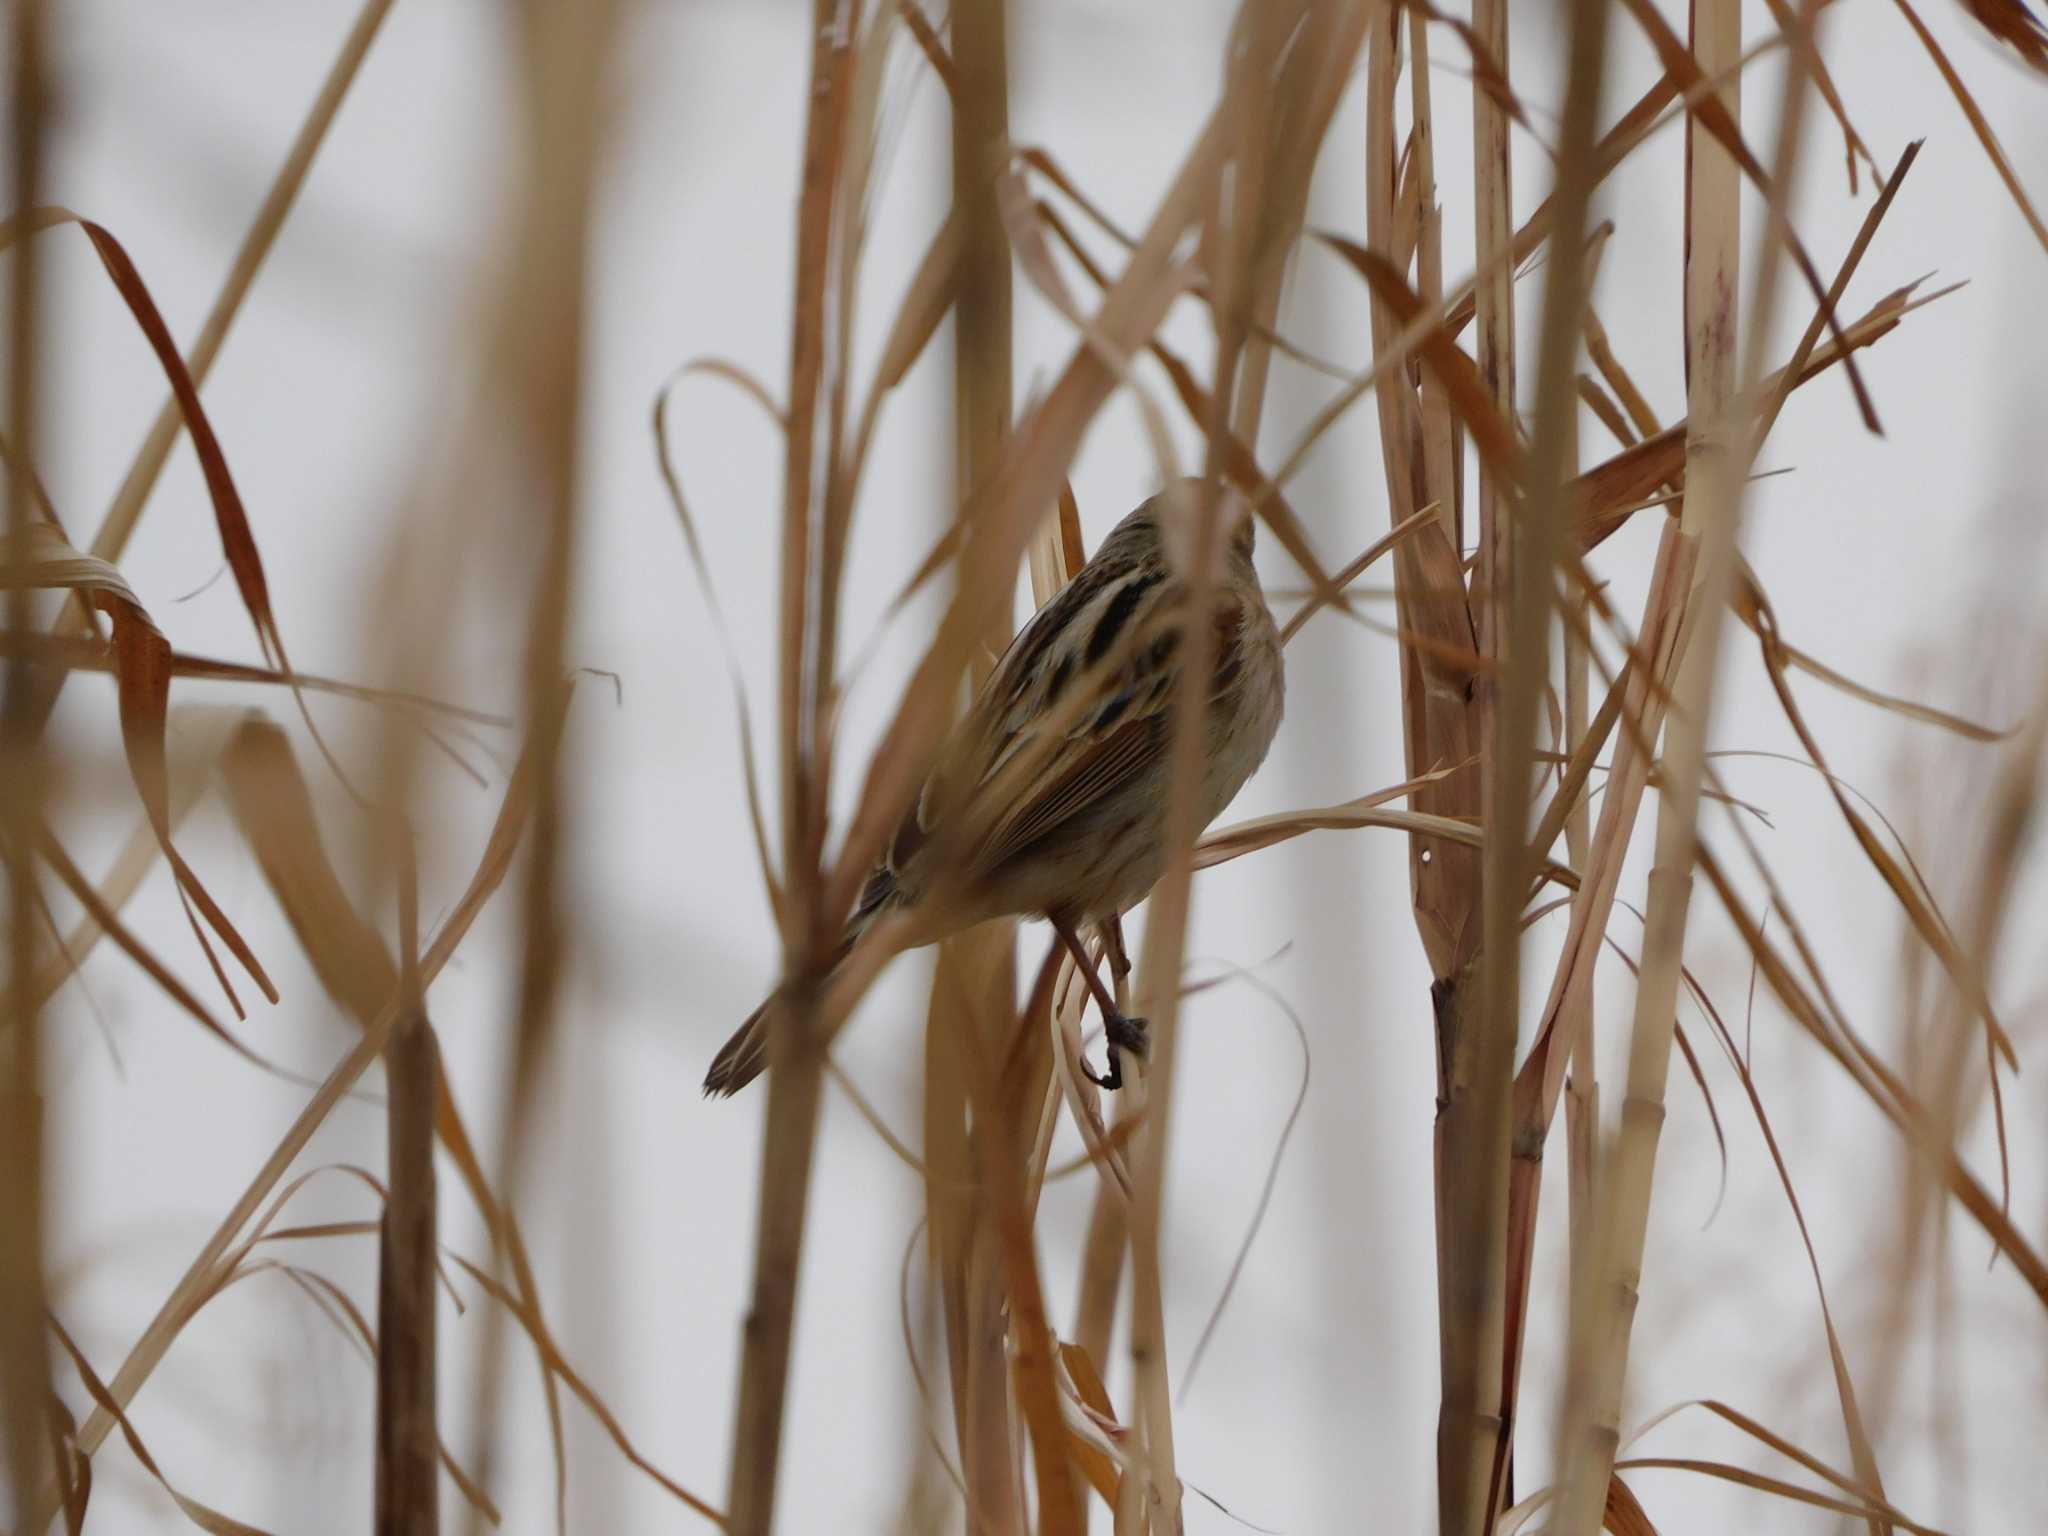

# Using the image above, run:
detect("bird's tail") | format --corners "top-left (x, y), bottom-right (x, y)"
top-left (707, 870), bottom-right (903, 1097)
top-left (703, 991), bottom-right (777, 1097)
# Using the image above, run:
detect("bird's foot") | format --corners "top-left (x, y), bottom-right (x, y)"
top-left (1083, 1013), bottom-right (1150, 1092)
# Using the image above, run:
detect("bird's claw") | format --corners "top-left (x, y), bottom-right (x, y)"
top-left (1107, 1012), bottom-right (1150, 1059)
top-left (1083, 1013), bottom-right (1149, 1092)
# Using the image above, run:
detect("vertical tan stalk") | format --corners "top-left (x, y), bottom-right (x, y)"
top-left (1073, 8), bottom-right (1363, 1404)
top-left (921, 3), bottom-right (1034, 1529)
top-left (464, 5), bottom-right (622, 1529)
top-left (1467, 0), bottom-right (1515, 675)
top-left (1124, 14), bottom-right (1298, 1531)
top-left (0, 0), bottom-right (53, 1518)
top-left (376, 1006), bottom-right (441, 1535)
top-left (1406, 9), bottom-right (1457, 546)
top-left (1555, 2), bottom-right (1828, 1529)
top-left (1452, 0), bottom-right (1618, 1526)
top-left (729, 3), bottom-right (856, 1531)
top-left (1559, 442), bottom-right (1596, 1308)
top-left (1412, 0), bottom-right (1506, 1519)
top-left (1232, 3), bottom-right (1367, 449)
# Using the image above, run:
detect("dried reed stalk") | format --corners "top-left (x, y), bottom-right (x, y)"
top-left (1358, 14), bottom-right (1490, 1532)
top-left (1551, 1), bottom-right (1824, 1528)
top-left (459, 8), bottom-right (622, 1529)
top-left (1469, 0), bottom-right (1617, 1521)
top-left (376, 1005), bottom-right (442, 1536)
top-left (923, 1), bottom-right (1039, 1526)
top-left (1441, 0), bottom-right (1523, 1521)
top-left (1066, 11), bottom-right (1366, 1492)
top-left (0, 0), bottom-right (54, 1519)
top-left (1120, 14), bottom-right (1306, 1532)
top-left (726, 3), bottom-right (856, 1529)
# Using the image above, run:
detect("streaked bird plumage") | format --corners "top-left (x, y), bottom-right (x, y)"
top-left (705, 479), bottom-right (1284, 1095)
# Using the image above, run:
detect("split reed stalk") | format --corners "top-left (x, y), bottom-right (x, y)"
top-left (1473, 0), bottom-right (1617, 1522)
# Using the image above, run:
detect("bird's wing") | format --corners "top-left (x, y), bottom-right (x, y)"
top-left (970, 704), bottom-right (1169, 876)
top-left (962, 584), bottom-right (1254, 882)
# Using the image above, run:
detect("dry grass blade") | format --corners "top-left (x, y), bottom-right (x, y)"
top-left (34, 690), bottom-right (565, 1528)
top-left (1608, 1458), bottom-right (1947, 1532)
top-left (1056, 1342), bottom-right (1125, 1507)
top-left (1695, 838), bottom-right (2048, 1300)
top-left (457, 10), bottom-right (622, 1526)
top-left (1603, 1473), bottom-right (1660, 1536)
top-left (1574, 276), bottom-right (1953, 553)
top-left (1630, 1397), bottom-right (1939, 1526)
top-left (31, 825), bottom-right (267, 1067)
top-left (1278, 505), bottom-right (1439, 644)
top-left (1737, 618), bottom-right (2007, 741)
top-left (654, 375), bottom-right (784, 923)
top-left (43, 1388), bottom-right (90, 1535)
top-left (1609, 0), bottom-right (1881, 432)
top-left (1192, 763), bottom-right (1476, 869)
top-left (1019, 190), bottom-right (1342, 613)
top-left (203, 1260), bottom-right (497, 1526)
top-left (945, 961), bottom-right (1083, 1535)
top-left (1583, 303), bottom-right (1661, 441)
top-left (725, 3), bottom-right (856, 1530)
top-left (1319, 234), bottom-right (1526, 481)
top-left (6, 521), bottom-right (277, 1014)
top-left (826, 108), bottom-right (1225, 934)
top-left (88, 0), bottom-right (396, 570)
top-left (0, 212), bottom-right (290, 673)
top-left (45, 1313), bottom-right (272, 1535)
top-left (0, 630), bottom-right (506, 725)
top-left (895, 0), bottom-right (956, 97)
top-left (445, 1256), bottom-right (722, 1526)
top-left (1891, 0), bottom-right (2048, 255)
top-left (1758, 0), bottom-right (1878, 189)
top-left (846, 208), bottom-right (961, 496)
top-left (1176, 972), bottom-right (1310, 1402)
top-left (1743, 587), bottom-right (2017, 1064)
top-left (1665, 965), bottom-right (1892, 1526)
top-left (1474, 2), bottom-right (1618, 1511)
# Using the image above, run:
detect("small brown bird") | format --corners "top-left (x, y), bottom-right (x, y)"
top-left (705, 479), bottom-right (1285, 1096)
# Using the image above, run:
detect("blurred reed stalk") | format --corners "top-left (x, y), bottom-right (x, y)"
top-left (1, 0), bottom-right (55, 1518)
top-left (921, 3), bottom-right (1038, 1530)
top-left (724, 1), bottom-right (859, 1527)
top-left (462, 5), bottom-right (623, 1528)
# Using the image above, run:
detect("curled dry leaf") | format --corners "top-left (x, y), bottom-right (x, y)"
top-left (0, 211), bottom-right (288, 669)
top-left (4, 521), bottom-right (276, 1015)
